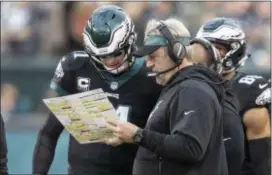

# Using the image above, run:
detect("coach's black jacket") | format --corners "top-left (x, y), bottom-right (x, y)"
top-left (0, 114), bottom-right (8, 175)
top-left (223, 82), bottom-right (245, 175)
top-left (133, 65), bottom-right (228, 175)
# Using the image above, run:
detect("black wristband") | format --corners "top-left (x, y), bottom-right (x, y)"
top-left (133, 128), bottom-right (144, 145)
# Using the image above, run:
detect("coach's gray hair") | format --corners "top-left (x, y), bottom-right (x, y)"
top-left (144, 18), bottom-right (191, 39)
top-left (144, 18), bottom-right (193, 59)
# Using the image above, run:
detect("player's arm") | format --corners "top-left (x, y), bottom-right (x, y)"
top-left (241, 77), bottom-right (271, 139)
top-left (0, 114), bottom-right (8, 175)
top-left (243, 95), bottom-right (270, 175)
top-left (244, 86), bottom-right (270, 175)
top-left (239, 75), bottom-right (271, 175)
top-left (33, 111), bottom-right (64, 174)
top-left (243, 106), bottom-right (270, 139)
top-left (32, 55), bottom-right (74, 174)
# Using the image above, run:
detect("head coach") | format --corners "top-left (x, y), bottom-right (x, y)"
top-left (104, 18), bottom-right (228, 175)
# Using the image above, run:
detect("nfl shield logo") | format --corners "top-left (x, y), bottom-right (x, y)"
top-left (110, 82), bottom-right (119, 90)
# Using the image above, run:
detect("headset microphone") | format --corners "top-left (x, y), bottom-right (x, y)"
top-left (147, 72), bottom-right (157, 77)
top-left (147, 62), bottom-right (180, 77)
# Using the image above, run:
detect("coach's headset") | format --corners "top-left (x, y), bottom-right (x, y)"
top-left (147, 21), bottom-right (189, 77)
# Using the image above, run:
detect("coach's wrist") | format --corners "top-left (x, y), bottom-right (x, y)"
top-left (132, 128), bottom-right (144, 145)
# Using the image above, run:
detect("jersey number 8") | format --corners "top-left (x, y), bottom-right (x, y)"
top-left (239, 75), bottom-right (262, 85)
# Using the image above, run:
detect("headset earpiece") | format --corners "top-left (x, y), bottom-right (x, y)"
top-left (172, 42), bottom-right (187, 62)
top-left (156, 21), bottom-right (187, 64)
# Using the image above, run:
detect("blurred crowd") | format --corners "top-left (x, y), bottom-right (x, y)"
top-left (1, 2), bottom-right (270, 66)
top-left (1, 1), bottom-right (271, 118)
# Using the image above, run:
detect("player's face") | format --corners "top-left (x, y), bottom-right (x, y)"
top-left (213, 43), bottom-right (228, 58)
top-left (146, 47), bottom-right (177, 85)
top-left (100, 49), bottom-right (126, 69)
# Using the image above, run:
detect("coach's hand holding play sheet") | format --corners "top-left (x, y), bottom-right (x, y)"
top-left (43, 88), bottom-right (119, 144)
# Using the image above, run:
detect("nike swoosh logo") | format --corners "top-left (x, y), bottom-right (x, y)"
top-left (259, 83), bottom-right (268, 89)
top-left (223, 137), bottom-right (232, 142)
top-left (184, 110), bottom-right (195, 115)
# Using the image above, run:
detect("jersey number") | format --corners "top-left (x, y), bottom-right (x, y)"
top-left (239, 75), bottom-right (262, 85)
top-left (116, 105), bottom-right (131, 121)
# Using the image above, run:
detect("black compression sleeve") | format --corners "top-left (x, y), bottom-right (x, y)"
top-left (249, 138), bottom-right (271, 175)
top-left (32, 112), bottom-right (64, 174)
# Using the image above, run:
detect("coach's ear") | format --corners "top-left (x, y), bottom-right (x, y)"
top-left (190, 37), bottom-right (222, 74)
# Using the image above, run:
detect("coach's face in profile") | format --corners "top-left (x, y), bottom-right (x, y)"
top-left (145, 47), bottom-right (177, 85)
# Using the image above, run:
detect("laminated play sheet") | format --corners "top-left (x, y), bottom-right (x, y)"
top-left (43, 88), bottom-right (118, 144)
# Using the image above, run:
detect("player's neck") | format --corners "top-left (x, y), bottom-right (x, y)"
top-left (223, 71), bottom-right (236, 80)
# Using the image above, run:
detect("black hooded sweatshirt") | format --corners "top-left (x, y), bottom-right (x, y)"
top-left (133, 65), bottom-right (228, 175)
top-left (223, 82), bottom-right (245, 175)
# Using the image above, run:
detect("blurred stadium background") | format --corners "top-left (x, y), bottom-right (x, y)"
top-left (1, 1), bottom-right (270, 174)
